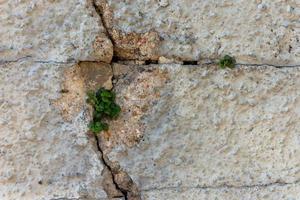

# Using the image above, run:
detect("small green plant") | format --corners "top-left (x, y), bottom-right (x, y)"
top-left (219, 55), bottom-right (236, 69)
top-left (87, 88), bottom-right (121, 134)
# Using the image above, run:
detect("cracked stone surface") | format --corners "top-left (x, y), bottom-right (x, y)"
top-left (0, 60), bottom-right (108, 199)
top-left (143, 184), bottom-right (300, 200)
top-left (2, 0), bottom-right (300, 199)
top-left (106, 64), bottom-right (300, 199)
top-left (0, 0), bottom-right (118, 199)
top-left (94, 0), bottom-right (160, 61)
top-left (0, 0), bottom-right (113, 63)
top-left (105, 0), bottom-right (300, 64)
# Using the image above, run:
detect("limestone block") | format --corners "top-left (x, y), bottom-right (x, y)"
top-left (106, 0), bottom-right (300, 64)
top-left (0, 0), bottom-right (113, 63)
top-left (0, 60), bottom-right (108, 199)
top-left (106, 64), bottom-right (300, 199)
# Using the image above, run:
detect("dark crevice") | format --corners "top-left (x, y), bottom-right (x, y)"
top-left (111, 56), bottom-right (121, 63)
top-left (236, 63), bottom-right (300, 68)
top-left (0, 57), bottom-right (77, 66)
top-left (3, 56), bottom-right (300, 69)
top-left (93, 135), bottom-right (128, 200)
top-left (91, 2), bottom-right (141, 198)
top-left (89, 1), bottom-right (300, 198)
top-left (92, 0), bottom-right (115, 50)
top-left (144, 60), bottom-right (159, 65)
top-left (182, 60), bottom-right (198, 65)
top-left (0, 55), bottom-right (32, 65)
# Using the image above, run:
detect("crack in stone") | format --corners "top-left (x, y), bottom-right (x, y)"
top-left (0, 56), bottom-right (33, 65)
top-left (92, 0), bottom-right (160, 61)
top-left (200, 61), bottom-right (300, 68)
top-left (92, 0), bottom-right (115, 56)
top-left (34, 60), bottom-right (77, 64)
top-left (236, 63), bottom-right (300, 68)
top-left (0, 57), bottom-right (77, 65)
top-left (90, 2), bottom-right (142, 199)
top-left (91, 114), bottom-right (141, 200)
top-left (3, 56), bottom-right (300, 69)
top-left (93, 135), bottom-right (127, 200)
top-left (141, 180), bottom-right (300, 192)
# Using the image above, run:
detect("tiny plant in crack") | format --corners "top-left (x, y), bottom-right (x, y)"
top-left (219, 55), bottom-right (236, 69)
top-left (87, 88), bottom-right (121, 134)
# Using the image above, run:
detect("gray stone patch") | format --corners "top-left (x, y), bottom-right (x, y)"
top-left (106, 0), bottom-right (300, 64)
top-left (0, 60), bottom-right (107, 199)
top-left (0, 0), bottom-right (112, 62)
top-left (108, 64), bottom-right (300, 199)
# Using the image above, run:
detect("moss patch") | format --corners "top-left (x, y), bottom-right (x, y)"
top-left (219, 55), bottom-right (236, 69)
top-left (87, 88), bottom-right (121, 134)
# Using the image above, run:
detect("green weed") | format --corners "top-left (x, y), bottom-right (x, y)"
top-left (87, 88), bottom-right (121, 134)
top-left (219, 55), bottom-right (236, 69)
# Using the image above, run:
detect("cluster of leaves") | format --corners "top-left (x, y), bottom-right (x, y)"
top-left (219, 55), bottom-right (236, 69)
top-left (87, 88), bottom-right (121, 134)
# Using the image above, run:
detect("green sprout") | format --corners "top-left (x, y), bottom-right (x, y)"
top-left (219, 55), bottom-right (236, 69)
top-left (87, 88), bottom-right (121, 134)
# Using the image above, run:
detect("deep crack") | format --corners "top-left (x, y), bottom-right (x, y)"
top-left (92, 0), bottom-right (115, 52)
top-left (3, 56), bottom-right (300, 69)
top-left (93, 134), bottom-right (128, 200)
top-left (88, 1), bottom-right (300, 199)
top-left (91, 2), bottom-right (142, 198)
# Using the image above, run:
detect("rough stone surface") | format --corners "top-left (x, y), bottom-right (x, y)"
top-left (106, 64), bottom-right (300, 199)
top-left (94, 0), bottom-right (160, 61)
top-left (0, 0), bottom-right (121, 199)
top-left (2, 0), bottom-right (300, 199)
top-left (99, 64), bottom-right (169, 149)
top-left (0, 60), bottom-right (108, 199)
top-left (79, 61), bottom-right (113, 91)
top-left (0, 0), bottom-right (113, 63)
top-left (105, 0), bottom-right (300, 64)
top-left (142, 184), bottom-right (300, 200)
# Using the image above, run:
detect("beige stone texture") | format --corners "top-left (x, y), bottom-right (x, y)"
top-left (0, 60), bottom-right (107, 199)
top-left (2, 0), bottom-right (300, 199)
top-left (94, 0), bottom-right (160, 61)
top-left (105, 0), bottom-right (300, 64)
top-left (0, 0), bottom-right (113, 63)
top-left (79, 61), bottom-right (113, 91)
top-left (107, 64), bottom-right (300, 199)
top-left (0, 0), bottom-right (117, 199)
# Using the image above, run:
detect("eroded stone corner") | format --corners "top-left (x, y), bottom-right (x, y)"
top-left (52, 61), bottom-right (143, 199)
top-left (90, 64), bottom-right (172, 199)
top-left (99, 63), bottom-right (170, 149)
top-left (97, 136), bottom-right (141, 200)
top-left (93, 0), bottom-right (160, 61)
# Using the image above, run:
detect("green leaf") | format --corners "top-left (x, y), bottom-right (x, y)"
top-left (101, 96), bottom-right (111, 103)
top-left (93, 112), bottom-right (103, 121)
top-left (95, 102), bottom-right (105, 112)
top-left (87, 90), bottom-right (97, 106)
top-left (109, 104), bottom-right (121, 118)
top-left (89, 121), bottom-right (109, 133)
top-left (87, 88), bottom-right (121, 133)
top-left (101, 90), bottom-right (113, 98)
top-left (219, 55), bottom-right (236, 69)
top-left (101, 122), bottom-right (109, 131)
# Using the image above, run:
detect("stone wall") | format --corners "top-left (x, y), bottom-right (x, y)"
top-left (104, 0), bottom-right (300, 64)
top-left (0, 0), bottom-right (114, 199)
top-left (1, 0), bottom-right (300, 199)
